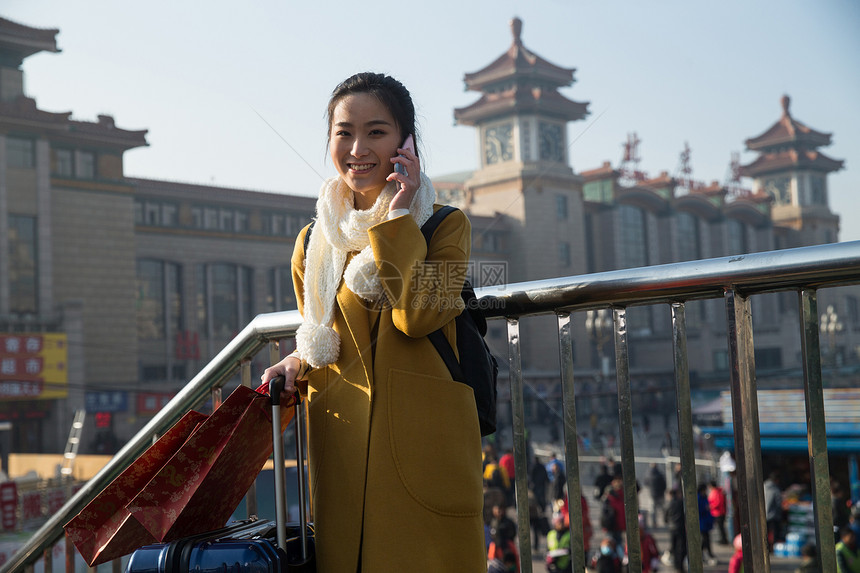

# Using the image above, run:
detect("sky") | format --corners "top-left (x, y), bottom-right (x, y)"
top-left (5, 1), bottom-right (860, 241)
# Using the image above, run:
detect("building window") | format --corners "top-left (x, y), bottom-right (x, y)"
top-left (677, 211), bottom-right (701, 261)
top-left (847, 296), bottom-right (859, 328)
top-left (8, 215), bottom-right (38, 314)
top-left (618, 204), bottom-right (648, 269)
top-left (267, 267), bottom-right (297, 312)
top-left (55, 149), bottom-right (73, 176)
top-left (135, 200), bottom-right (179, 227)
top-left (556, 195), bottom-right (568, 220)
top-left (136, 259), bottom-right (183, 340)
top-left (204, 208), bottom-right (218, 230)
top-left (810, 174), bottom-right (827, 205)
top-left (235, 210), bottom-right (249, 232)
top-left (77, 151), bottom-right (96, 179)
top-left (219, 209), bottom-right (234, 231)
top-left (559, 242), bottom-right (571, 266)
top-left (198, 263), bottom-right (254, 339)
top-left (713, 350), bottom-right (728, 371)
top-left (755, 348), bottom-right (783, 370)
top-left (727, 219), bottom-right (747, 255)
top-left (7, 137), bottom-right (35, 169)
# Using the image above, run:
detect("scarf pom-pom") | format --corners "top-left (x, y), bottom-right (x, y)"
top-left (296, 322), bottom-right (340, 369)
top-left (344, 247), bottom-right (382, 302)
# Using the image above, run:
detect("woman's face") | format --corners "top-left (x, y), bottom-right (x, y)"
top-left (329, 92), bottom-right (401, 208)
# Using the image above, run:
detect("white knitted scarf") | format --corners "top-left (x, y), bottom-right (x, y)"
top-left (296, 172), bottom-right (436, 369)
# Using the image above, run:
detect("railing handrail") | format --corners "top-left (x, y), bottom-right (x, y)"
top-left (5, 239), bottom-right (860, 572)
top-left (478, 240), bottom-right (860, 318)
top-left (1, 310), bottom-right (304, 573)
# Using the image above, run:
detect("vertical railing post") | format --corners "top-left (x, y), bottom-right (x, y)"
top-left (557, 312), bottom-right (586, 571)
top-left (798, 289), bottom-right (837, 571)
top-left (670, 302), bottom-right (703, 572)
top-left (506, 317), bottom-right (533, 572)
top-left (65, 533), bottom-right (74, 573)
top-left (241, 359), bottom-right (258, 519)
top-left (725, 289), bottom-right (769, 572)
top-left (210, 386), bottom-right (222, 412)
top-left (612, 307), bottom-right (641, 572)
top-left (42, 545), bottom-right (52, 573)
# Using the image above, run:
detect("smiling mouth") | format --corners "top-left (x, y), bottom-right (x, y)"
top-left (348, 163), bottom-right (375, 173)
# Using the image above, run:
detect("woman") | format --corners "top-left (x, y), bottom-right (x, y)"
top-left (262, 72), bottom-right (485, 572)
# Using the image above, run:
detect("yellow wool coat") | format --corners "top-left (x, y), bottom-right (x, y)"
top-left (291, 206), bottom-right (486, 572)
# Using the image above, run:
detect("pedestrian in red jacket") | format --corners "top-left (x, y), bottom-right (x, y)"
top-left (708, 480), bottom-right (729, 545)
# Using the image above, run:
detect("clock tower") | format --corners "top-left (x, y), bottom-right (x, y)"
top-left (455, 17), bottom-right (589, 190)
top-left (454, 18), bottom-right (590, 372)
top-left (738, 95), bottom-right (844, 247)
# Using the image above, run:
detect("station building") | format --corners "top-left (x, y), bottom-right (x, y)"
top-left (0, 15), bottom-right (856, 458)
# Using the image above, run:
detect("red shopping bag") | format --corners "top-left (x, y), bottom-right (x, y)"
top-left (64, 410), bottom-right (208, 566)
top-left (127, 385), bottom-right (295, 542)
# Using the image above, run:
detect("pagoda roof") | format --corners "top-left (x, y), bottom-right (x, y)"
top-left (463, 18), bottom-right (577, 91)
top-left (0, 96), bottom-right (148, 151)
top-left (0, 17), bottom-right (60, 62)
top-left (738, 148), bottom-right (844, 178)
top-left (455, 84), bottom-right (589, 125)
top-left (455, 18), bottom-right (589, 125)
top-left (745, 95), bottom-right (833, 152)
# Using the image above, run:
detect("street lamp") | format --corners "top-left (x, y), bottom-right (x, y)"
top-left (586, 309), bottom-right (613, 378)
top-left (820, 304), bottom-right (843, 367)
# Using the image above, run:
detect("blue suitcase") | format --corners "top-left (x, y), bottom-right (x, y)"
top-left (125, 377), bottom-right (314, 572)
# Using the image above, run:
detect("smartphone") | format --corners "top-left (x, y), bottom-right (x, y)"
top-left (394, 134), bottom-right (415, 176)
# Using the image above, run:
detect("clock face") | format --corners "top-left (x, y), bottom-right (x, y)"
top-left (539, 122), bottom-right (565, 162)
top-left (764, 176), bottom-right (791, 205)
top-left (484, 123), bottom-right (514, 165)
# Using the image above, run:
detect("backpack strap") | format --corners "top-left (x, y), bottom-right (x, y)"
top-left (420, 205), bottom-right (458, 245)
top-left (302, 220), bottom-right (316, 253)
top-left (420, 206), bottom-right (467, 384)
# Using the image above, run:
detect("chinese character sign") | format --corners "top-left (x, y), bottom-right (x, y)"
top-left (0, 333), bottom-right (68, 400)
top-left (0, 482), bottom-right (16, 531)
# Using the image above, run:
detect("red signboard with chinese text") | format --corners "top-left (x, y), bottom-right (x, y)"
top-left (0, 482), bottom-right (16, 531)
top-left (137, 392), bottom-right (175, 416)
top-left (0, 333), bottom-right (68, 400)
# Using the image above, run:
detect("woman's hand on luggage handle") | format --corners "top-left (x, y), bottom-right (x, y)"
top-left (260, 355), bottom-right (301, 400)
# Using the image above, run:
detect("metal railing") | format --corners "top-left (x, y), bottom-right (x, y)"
top-left (4, 240), bottom-right (860, 573)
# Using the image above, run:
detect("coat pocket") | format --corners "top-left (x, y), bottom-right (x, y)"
top-left (387, 368), bottom-right (483, 516)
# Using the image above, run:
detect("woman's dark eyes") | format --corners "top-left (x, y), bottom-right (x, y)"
top-left (334, 128), bottom-right (387, 138)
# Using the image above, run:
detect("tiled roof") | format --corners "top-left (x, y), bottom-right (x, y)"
top-left (0, 16), bottom-right (60, 58)
top-left (0, 96), bottom-right (148, 150)
top-left (455, 18), bottom-right (589, 125)
top-left (745, 95), bottom-right (833, 151)
top-left (580, 162), bottom-right (618, 180)
top-left (455, 85), bottom-right (588, 125)
top-left (463, 19), bottom-right (577, 91)
top-left (738, 149), bottom-right (844, 177)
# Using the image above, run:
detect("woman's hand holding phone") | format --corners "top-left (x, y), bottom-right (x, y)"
top-left (388, 134), bottom-right (419, 211)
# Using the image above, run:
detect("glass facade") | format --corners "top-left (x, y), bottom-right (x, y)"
top-left (618, 204), bottom-right (648, 269)
top-left (267, 267), bottom-right (297, 312)
top-left (8, 215), bottom-right (38, 314)
top-left (197, 263), bottom-right (254, 338)
top-left (7, 137), bottom-right (35, 169)
top-left (136, 259), bottom-right (183, 340)
top-left (676, 211), bottom-right (701, 261)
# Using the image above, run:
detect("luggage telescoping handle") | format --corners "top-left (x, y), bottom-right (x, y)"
top-left (269, 376), bottom-right (309, 561)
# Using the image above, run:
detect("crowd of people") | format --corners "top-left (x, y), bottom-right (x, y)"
top-left (482, 443), bottom-right (860, 573)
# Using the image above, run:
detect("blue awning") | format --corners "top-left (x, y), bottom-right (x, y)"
top-left (702, 422), bottom-right (860, 453)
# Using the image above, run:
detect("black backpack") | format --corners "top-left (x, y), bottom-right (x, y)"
top-left (302, 205), bottom-right (499, 436)
top-left (420, 206), bottom-right (499, 436)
